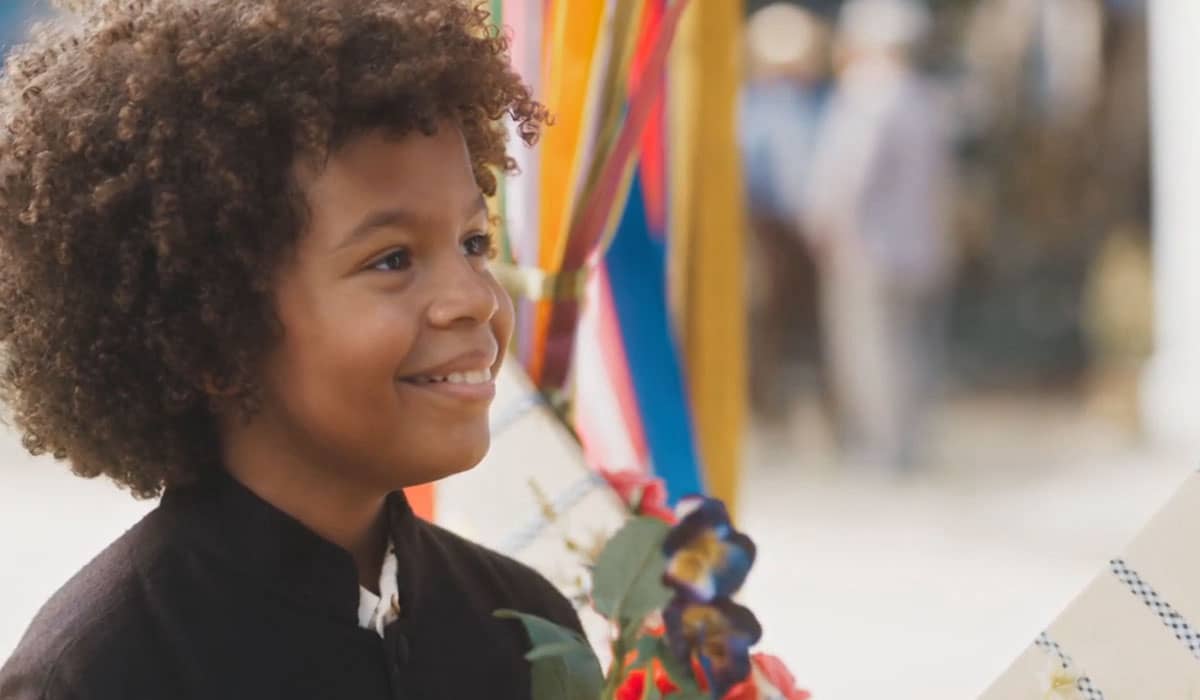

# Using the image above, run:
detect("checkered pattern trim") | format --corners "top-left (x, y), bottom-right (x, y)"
top-left (1075, 677), bottom-right (1105, 698)
top-left (500, 472), bottom-right (610, 554)
top-left (489, 390), bottom-right (545, 436)
top-left (1110, 558), bottom-right (1200, 660)
top-left (1035, 631), bottom-right (1070, 665)
top-left (1035, 632), bottom-right (1106, 700)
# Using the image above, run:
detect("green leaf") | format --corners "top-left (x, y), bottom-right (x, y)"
top-left (620, 616), bottom-right (649, 653)
top-left (493, 610), bottom-right (604, 700)
top-left (529, 660), bottom-right (569, 700)
top-left (592, 516), bottom-right (673, 622)
top-left (494, 609), bottom-right (589, 648)
top-left (632, 632), bottom-right (662, 667)
top-left (643, 678), bottom-right (664, 700)
top-left (525, 641), bottom-right (581, 662)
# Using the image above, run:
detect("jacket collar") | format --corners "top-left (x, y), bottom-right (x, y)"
top-left (161, 470), bottom-right (423, 626)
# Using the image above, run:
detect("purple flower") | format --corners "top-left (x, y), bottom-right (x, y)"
top-left (662, 497), bottom-right (756, 602)
top-left (663, 596), bottom-right (763, 698)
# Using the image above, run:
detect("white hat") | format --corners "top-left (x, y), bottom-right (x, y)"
top-left (839, 0), bottom-right (931, 51)
top-left (746, 2), bottom-right (826, 69)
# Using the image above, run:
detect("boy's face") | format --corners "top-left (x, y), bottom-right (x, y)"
top-left (255, 123), bottom-right (513, 491)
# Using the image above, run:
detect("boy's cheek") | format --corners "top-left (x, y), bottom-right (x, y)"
top-left (491, 279), bottom-right (516, 348)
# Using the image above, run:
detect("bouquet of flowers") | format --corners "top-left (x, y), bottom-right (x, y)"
top-left (496, 471), bottom-right (810, 700)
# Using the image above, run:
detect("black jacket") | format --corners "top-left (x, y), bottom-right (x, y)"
top-left (0, 472), bottom-right (582, 699)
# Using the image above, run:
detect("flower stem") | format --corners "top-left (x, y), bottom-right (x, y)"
top-left (605, 626), bottom-right (629, 697)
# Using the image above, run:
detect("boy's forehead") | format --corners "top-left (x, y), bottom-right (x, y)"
top-left (293, 125), bottom-right (482, 243)
top-left (296, 125), bottom-right (473, 193)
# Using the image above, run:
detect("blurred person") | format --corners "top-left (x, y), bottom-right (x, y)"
top-left (741, 2), bottom-right (832, 227)
top-left (739, 2), bottom-right (833, 424)
top-left (802, 0), bottom-right (954, 471)
top-left (962, 0), bottom-right (1104, 130)
top-left (0, 1), bottom-right (581, 698)
top-left (1081, 225), bottom-right (1153, 436)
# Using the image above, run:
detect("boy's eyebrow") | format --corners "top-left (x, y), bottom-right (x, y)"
top-left (335, 193), bottom-right (489, 251)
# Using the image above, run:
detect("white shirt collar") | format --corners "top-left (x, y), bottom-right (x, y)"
top-left (357, 539), bottom-right (401, 636)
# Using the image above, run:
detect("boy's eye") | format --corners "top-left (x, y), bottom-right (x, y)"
top-left (463, 232), bottom-right (496, 259)
top-left (371, 249), bottom-right (412, 272)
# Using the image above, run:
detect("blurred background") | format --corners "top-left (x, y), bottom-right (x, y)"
top-left (1, 0), bottom-right (1195, 698)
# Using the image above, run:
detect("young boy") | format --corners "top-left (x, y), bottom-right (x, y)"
top-left (0, 1), bottom-right (580, 697)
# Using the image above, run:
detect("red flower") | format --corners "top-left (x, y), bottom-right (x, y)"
top-left (600, 469), bottom-right (676, 523)
top-left (718, 654), bottom-right (811, 700)
top-left (691, 656), bottom-right (711, 692)
top-left (616, 668), bottom-right (650, 700)
top-left (615, 661), bottom-right (681, 700)
top-left (654, 662), bottom-right (681, 695)
top-left (756, 654), bottom-right (809, 700)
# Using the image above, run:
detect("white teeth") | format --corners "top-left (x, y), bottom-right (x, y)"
top-left (407, 369), bottom-right (492, 385)
top-left (445, 369), bottom-right (492, 385)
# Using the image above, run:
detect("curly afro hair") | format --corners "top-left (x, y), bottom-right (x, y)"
top-left (0, 0), bottom-right (547, 498)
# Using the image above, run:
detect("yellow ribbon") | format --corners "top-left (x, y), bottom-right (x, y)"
top-left (492, 262), bottom-right (591, 303)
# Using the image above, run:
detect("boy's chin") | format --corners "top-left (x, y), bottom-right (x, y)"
top-left (389, 435), bottom-right (491, 489)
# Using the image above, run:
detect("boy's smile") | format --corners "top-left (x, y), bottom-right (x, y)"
top-left (396, 348), bottom-right (499, 403)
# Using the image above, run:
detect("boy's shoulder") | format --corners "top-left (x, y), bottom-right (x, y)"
top-left (0, 507), bottom-right (180, 699)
